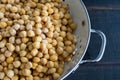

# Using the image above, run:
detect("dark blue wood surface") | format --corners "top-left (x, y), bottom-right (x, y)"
top-left (65, 0), bottom-right (120, 80)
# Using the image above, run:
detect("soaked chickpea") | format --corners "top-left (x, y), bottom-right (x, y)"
top-left (0, 0), bottom-right (76, 80)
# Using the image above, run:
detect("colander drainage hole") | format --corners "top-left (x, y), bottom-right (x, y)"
top-left (82, 20), bottom-right (85, 26)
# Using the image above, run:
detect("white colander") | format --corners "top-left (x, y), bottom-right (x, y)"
top-left (59, 0), bottom-right (106, 80)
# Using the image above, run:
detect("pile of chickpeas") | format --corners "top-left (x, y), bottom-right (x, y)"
top-left (0, 0), bottom-right (77, 80)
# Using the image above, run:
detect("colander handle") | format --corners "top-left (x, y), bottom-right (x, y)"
top-left (81, 29), bottom-right (106, 63)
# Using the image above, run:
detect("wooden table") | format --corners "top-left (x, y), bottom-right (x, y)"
top-left (66, 0), bottom-right (120, 80)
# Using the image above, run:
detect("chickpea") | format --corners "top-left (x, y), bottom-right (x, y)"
top-left (33, 57), bottom-right (40, 63)
top-left (15, 38), bottom-right (21, 44)
top-left (22, 15), bottom-right (29, 21)
top-left (65, 41), bottom-right (72, 46)
top-left (6, 43), bottom-right (15, 52)
top-left (33, 71), bottom-right (39, 76)
top-left (57, 68), bottom-right (63, 75)
top-left (52, 39), bottom-right (57, 46)
top-left (6, 57), bottom-right (14, 64)
top-left (40, 43), bottom-right (46, 51)
top-left (65, 56), bottom-right (72, 62)
top-left (19, 9), bottom-right (26, 15)
top-left (8, 64), bottom-right (14, 69)
top-left (53, 13), bottom-right (60, 19)
top-left (8, 0), bottom-right (14, 4)
top-left (46, 38), bottom-right (52, 43)
top-left (45, 21), bottom-right (52, 28)
top-left (65, 46), bottom-right (73, 54)
top-left (53, 31), bottom-right (59, 38)
top-left (47, 43), bottom-right (52, 49)
top-left (44, 54), bottom-right (50, 59)
top-left (48, 68), bottom-right (56, 74)
top-left (70, 23), bottom-right (76, 30)
top-left (56, 47), bottom-right (64, 55)
top-left (62, 51), bottom-right (69, 58)
top-left (22, 69), bottom-right (31, 76)
top-left (33, 10), bottom-right (40, 16)
top-left (0, 35), bottom-right (2, 40)
top-left (53, 73), bottom-right (60, 80)
top-left (13, 24), bottom-right (20, 30)
top-left (46, 32), bottom-right (53, 38)
top-left (6, 70), bottom-right (14, 78)
top-left (4, 76), bottom-right (10, 80)
top-left (0, 22), bottom-right (7, 29)
top-left (19, 50), bottom-right (27, 57)
top-left (28, 44), bottom-right (33, 51)
top-left (31, 49), bottom-right (38, 56)
top-left (14, 69), bottom-right (19, 75)
top-left (19, 25), bottom-right (25, 30)
top-left (47, 61), bottom-right (54, 68)
top-left (5, 50), bottom-right (12, 57)
top-left (40, 58), bottom-right (47, 65)
top-left (34, 16), bottom-right (41, 23)
top-left (34, 36), bottom-right (42, 42)
top-left (56, 37), bottom-right (63, 41)
top-left (37, 52), bottom-right (43, 58)
top-left (26, 75), bottom-right (33, 80)
top-left (9, 28), bottom-right (16, 36)
top-left (26, 23), bottom-right (33, 30)
top-left (15, 0), bottom-right (20, 3)
top-left (18, 19), bottom-right (24, 25)
top-left (33, 76), bottom-right (40, 80)
top-left (13, 61), bottom-right (21, 68)
top-left (49, 49), bottom-right (56, 55)
top-left (41, 10), bottom-right (48, 16)
top-left (36, 65), bottom-right (43, 72)
top-left (57, 41), bottom-right (64, 47)
top-left (42, 28), bottom-right (49, 33)
top-left (60, 31), bottom-right (66, 38)
top-left (21, 57), bottom-right (28, 63)
top-left (15, 46), bottom-right (20, 52)
top-left (35, 23), bottom-right (42, 28)
top-left (0, 72), bottom-right (5, 79)
top-left (42, 67), bottom-right (48, 73)
top-left (25, 62), bottom-right (32, 69)
top-left (42, 40), bottom-right (48, 44)
top-left (33, 42), bottom-right (40, 49)
top-left (0, 12), bottom-right (4, 19)
top-left (2, 62), bottom-right (7, 67)
top-left (20, 78), bottom-right (25, 80)
top-left (19, 31), bottom-right (27, 38)
top-left (48, 8), bottom-right (54, 14)
top-left (22, 38), bottom-right (29, 43)
top-left (27, 30), bottom-right (35, 37)
top-left (35, 29), bottom-right (42, 35)
top-left (50, 55), bottom-right (58, 61)
top-left (0, 65), bottom-right (3, 71)
top-left (62, 18), bottom-right (68, 25)
top-left (26, 54), bottom-right (33, 60)
top-left (0, 40), bottom-right (6, 48)
top-left (10, 6), bottom-right (18, 13)
top-left (11, 75), bottom-right (19, 80)
top-left (40, 33), bottom-right (46, 39)
top-left (32, 63), bottom-right (38, 69)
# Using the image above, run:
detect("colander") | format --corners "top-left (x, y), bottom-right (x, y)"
top-left (59, 0), bottom-right (107, 80)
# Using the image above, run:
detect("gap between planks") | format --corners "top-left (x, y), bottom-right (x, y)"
top-left (87, 6), bottom-right (120, 10)
top-left (81, 62), bottom-right (120, 67)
